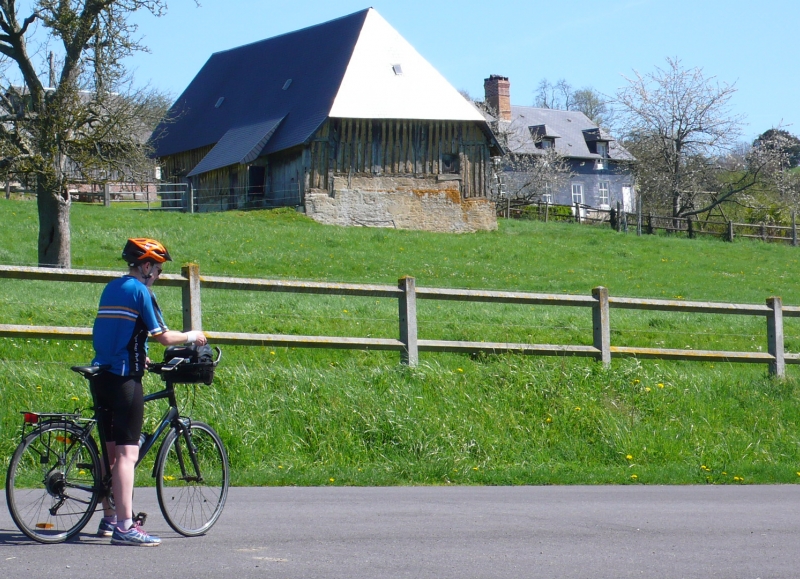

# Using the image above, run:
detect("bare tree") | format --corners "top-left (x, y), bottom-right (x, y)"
top-left (535, 78), bottom-right (613, 128)
top-left (615, 57), bottom-right (750, 219)
top-left (534, 78), bottom-right (574, 110)
top-left (0, 0), bottom-right (175, 267)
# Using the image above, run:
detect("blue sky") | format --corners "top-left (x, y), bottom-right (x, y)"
top-left (128, 0), bottom-right (798, 141)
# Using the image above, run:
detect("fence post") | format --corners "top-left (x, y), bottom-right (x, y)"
top-left (761, 223), bottom-right (767, 242)
top-left (398, 276), bottom-right (418, 366)
top-left (727, 221), bottom-right (734, 242)
top-left (687, 217), bottom-right (694, 239)
top-left (103, 182), bottom-right (111, 207)
top-left (793, 211), bottom-right (798, 247)
top-left (544, 200), bottom-right (549, 223)
top-left (766, 296), bottom-right (785, 378)
top-left (188, 182), bottom-right (195, 214)
top-left (181, 263), bottom-right (203, 331)
top-left (592, 286), bottom-right (611, 368)
top-left (637, 202), bottom-right (642, 236)
top-left (647, 213), bottom-right (653, 235)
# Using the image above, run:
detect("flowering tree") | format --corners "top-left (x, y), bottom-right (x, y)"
top-left (614, 58), bottom-right (760, 219)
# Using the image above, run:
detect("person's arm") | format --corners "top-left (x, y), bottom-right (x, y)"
top-left (152, 330), bottom-right (207, 347)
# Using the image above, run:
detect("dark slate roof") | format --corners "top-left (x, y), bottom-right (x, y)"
top-left (150, 9), bottom-right (369, 159)
top-left (187, 117), bottom-right (284, 177)
top-left (502, 106), bottom-right (634, 161)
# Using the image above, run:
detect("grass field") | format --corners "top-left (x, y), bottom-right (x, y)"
top-left (2, 198), bottom-right (800, 486)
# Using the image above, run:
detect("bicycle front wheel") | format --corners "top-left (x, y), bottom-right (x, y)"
top-left (5, 422), bottom-right (101, 543)
top-left (155, 420), bottom-right (229, 536)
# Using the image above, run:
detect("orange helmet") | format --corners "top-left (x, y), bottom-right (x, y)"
top-left (122, 238), bottom-right (172, 266)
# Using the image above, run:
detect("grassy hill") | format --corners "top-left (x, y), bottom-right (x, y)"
top-left (2, 199), bottom-right (800, 486)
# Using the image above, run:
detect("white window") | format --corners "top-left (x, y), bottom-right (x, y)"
top-left (572, 183), bottom-right (583, 205)
top-left (599, 181), bottom-right (609, 206)
top-left (542, 193), bottom-right (552, 203)
top-left (596, 142), bottom-right (608, 157)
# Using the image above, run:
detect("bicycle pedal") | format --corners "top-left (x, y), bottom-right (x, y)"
top-left (134, 512), bottom-right (148, 526)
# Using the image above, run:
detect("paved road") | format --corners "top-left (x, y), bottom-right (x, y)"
top-left (1, 485), bottom-right (798, 578)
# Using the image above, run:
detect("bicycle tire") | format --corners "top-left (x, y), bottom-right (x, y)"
top-left (155, 420), bottom-right (229, 536)
top-left (5, 421), bottom-right (101, 543)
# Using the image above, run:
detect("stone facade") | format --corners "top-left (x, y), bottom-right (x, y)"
top-left (305, 175), bottom-right (497, 233)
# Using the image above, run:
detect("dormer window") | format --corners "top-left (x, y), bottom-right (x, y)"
top-left (530, 125), bottom-right (560, 150)
top-left (596, 142), bottom-right (608, 157)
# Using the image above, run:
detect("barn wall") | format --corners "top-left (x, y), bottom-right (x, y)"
top-left (157, 118), bottom-right (498, 230)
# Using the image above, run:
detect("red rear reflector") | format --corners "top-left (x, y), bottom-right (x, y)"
top-left (24, 413), bottom-right (39, 424)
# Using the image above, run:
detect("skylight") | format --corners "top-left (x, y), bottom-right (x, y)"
top-left (392, 64), bottom-right (403, 75)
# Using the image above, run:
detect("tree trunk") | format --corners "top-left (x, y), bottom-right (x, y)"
top-left (672, 193), bottom-right (681, 231)
top-left (37, 183), bottom-right (71, 268)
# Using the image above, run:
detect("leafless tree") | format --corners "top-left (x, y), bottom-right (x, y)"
top-left (615, 57), bottom-right (756, 219)
top-left (535, 78), bottom-right (613, 128)
top-left (534, 78), bottom-right (574, 110)
top-left (0, 0), bottom-right (176, 267)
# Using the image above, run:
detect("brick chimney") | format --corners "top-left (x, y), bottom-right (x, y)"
top-left (484, 75), bottom-right (511, 122)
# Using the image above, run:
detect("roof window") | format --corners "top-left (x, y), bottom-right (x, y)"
top-left (392, 64), bottom-right (403, 75)
top-left (214, 97), bottom-right (225, 108)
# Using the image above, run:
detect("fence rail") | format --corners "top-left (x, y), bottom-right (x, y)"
top-left (0, 264), bottom-right (795, 376)
top-left (517, 201), bottom-right (800, 246)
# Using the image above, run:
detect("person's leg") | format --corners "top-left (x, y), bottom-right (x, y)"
top-left (112, 443), bottom-right (139, 525)
top-left (109, 377), bottom-right (144, 529)
top-left (92, 375), bottom-right (117, 531)
top-left (101, 441), bottom-right (116, 518)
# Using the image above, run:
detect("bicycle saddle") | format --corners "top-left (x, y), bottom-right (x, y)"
top-left (70, 365), bottom-right (110, 379)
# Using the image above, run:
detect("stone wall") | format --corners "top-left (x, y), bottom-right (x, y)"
top-left (304, 175), bottom-right (497, 233)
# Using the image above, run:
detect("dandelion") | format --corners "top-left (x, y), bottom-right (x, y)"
top-left (645, 387), bottom-right (651, 393)
top-left (626, 454), bottom-right (633, 461)
top-left (632, 379), bottom-right (640, 385)
top-left (457, 368), bottom-right (464, 373)
top-left (329, 478), bottom-right (335, 483)
top-left (343, 309), bottom-right (348, 313)
top-left (574, 406), bottom-right (581, 411)
top-left (630, 474), bottom-right (638, 480)
top-left (545, 417), bottom-right (553, 423)
top-left (733, 476), bottom-right (744, 482)
top-left (472, 467), bottom-right (479, 471)
top-left (657, 383), bottom-right (664, 389)
top-left (71, 396), bottom-right (79, 402)
top-left (278, 465), bottom-right (283, 469)
top-left (270, 351), bottom-right (276, 355)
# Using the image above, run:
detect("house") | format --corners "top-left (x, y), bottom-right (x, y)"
top-left (483, 75), bottom-right (636, 212)
top-left (150, 9), bottom-right (503, 232)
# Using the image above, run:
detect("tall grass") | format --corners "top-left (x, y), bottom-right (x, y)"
top-left (1, 198), bottom-right (800, 486)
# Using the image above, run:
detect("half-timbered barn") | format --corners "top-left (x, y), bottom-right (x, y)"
top-left (150, 8), bottom-right (502, 232)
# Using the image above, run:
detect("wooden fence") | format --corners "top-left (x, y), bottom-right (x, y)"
top-left (517, 200), bottom-right (800, 245)
top-left (0, 264), bottom-right (798, 377)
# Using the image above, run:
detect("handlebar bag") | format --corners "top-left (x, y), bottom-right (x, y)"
top-left (162, 343), bottom-right (216, 385)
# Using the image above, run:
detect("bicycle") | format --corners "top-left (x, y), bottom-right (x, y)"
top-left (5, 347), bottom-right (230, 544)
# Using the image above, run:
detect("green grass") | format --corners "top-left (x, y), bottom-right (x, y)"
top-left (2, 198), bottom-right (800, 486)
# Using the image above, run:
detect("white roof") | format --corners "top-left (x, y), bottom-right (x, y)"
top-left (329, 9), bottom-right (484, 121)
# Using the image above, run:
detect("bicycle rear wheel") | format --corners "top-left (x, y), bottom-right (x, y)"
top-left (155, 421), bottom-right (229, 536)
top-left (5, 422), bottom-right (101, 543)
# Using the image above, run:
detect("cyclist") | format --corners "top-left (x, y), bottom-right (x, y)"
top-left (92, 238), bottom-right (207, 546)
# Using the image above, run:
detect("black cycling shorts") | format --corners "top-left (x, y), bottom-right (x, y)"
top-left (92, 372), bottom-right (144, 446)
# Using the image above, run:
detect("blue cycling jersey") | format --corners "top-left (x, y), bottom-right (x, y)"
top-left (92, 275), bottom-right (168, 376)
